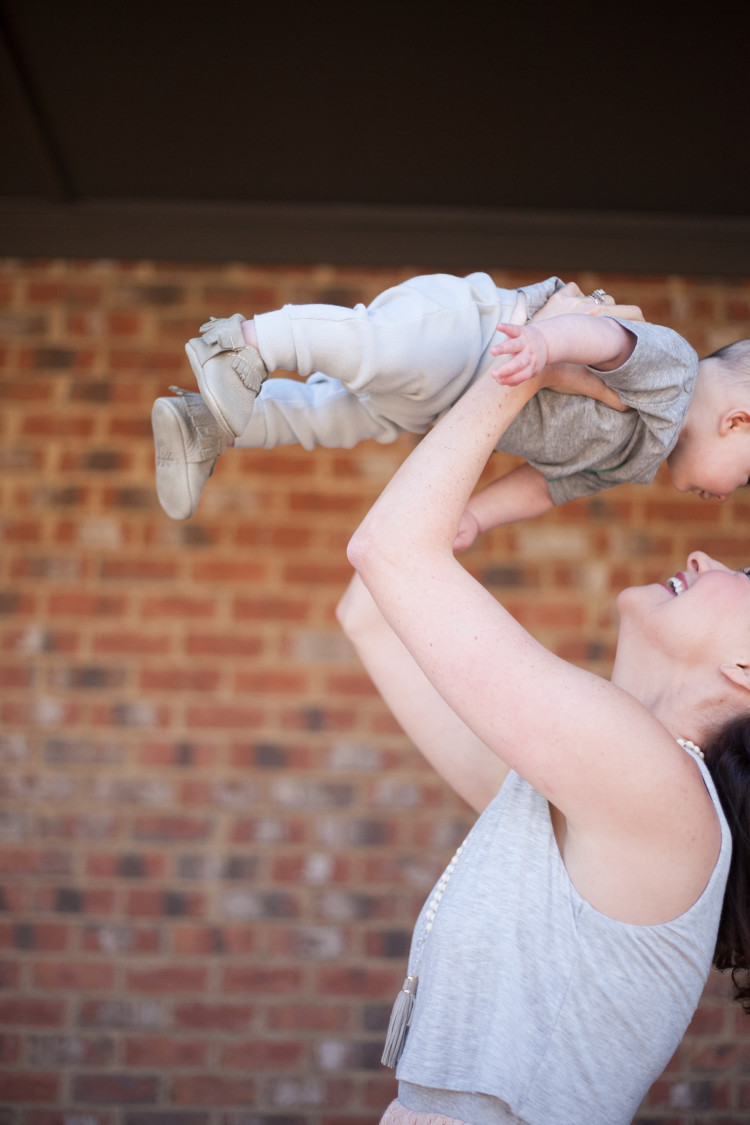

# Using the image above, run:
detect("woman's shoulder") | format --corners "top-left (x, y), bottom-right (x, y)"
top-left (559, 745), bottom-right (725, 926)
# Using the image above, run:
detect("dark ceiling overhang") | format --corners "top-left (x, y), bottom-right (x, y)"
top-left (2, 199), bottom-right (749, 276)
top-left (1, 1), bottom-right (747, 276)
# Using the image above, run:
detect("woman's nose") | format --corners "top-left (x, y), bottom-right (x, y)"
top-left (687, 550), bottom-right (731, 575)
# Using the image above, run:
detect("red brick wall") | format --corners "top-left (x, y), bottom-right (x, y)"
top-left (1, 259), bottom-right (750, 1124)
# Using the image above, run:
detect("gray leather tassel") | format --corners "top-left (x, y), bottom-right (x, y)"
top-left (381, 974), bottom-right (418, 1068)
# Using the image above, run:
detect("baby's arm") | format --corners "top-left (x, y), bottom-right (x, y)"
top-left (491, 316), bottom-right (636, 386)
top-left (454, 361), bottom-right (631, 549)
top-left (454, 463), bottom-right (553, 550)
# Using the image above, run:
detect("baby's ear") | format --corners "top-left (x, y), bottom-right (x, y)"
top-left (721, 662), bottom-right (750, 694)
top-left (720, 408), bottom-right (750, 435)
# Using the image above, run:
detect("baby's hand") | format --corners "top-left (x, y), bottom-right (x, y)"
top-left (454, 509), bottom-right (480, 552)
top-left (490, 322), bottom-right (548, 385)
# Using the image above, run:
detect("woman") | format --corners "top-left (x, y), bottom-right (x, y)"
top-left (339, 336), bottom-right (750, 1125)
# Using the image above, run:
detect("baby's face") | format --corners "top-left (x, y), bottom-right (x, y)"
top-left (667, 432), bottom-right (750, 502)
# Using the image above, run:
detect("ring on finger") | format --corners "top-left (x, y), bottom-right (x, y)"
top-left (589, 289), bottom-right (607, 305)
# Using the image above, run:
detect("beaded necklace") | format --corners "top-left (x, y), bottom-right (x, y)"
top-left (381, 837), bottom-right (468, 1067)
top-left (677, 737), bottom-right (704, 760)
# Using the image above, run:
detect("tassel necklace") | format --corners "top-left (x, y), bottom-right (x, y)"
top-left (381, 836), bottom-right (468, 1068)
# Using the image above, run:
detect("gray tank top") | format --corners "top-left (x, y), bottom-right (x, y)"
top-left (396, 760), bottom-right (732, 1125)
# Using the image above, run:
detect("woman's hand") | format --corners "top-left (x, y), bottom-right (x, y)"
top-left (542, 362), bottom-right (629, 412)
top-left (532, 281), bottom-right (644, 324)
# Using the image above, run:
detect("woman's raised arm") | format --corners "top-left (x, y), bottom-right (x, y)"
top-left (346, 368), bottom-right (701, 850)
top-left (336, 572), bottom-right (508, 812)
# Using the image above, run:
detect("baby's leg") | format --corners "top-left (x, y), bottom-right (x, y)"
top-left (187, 273), bottom-right (501, 443)
top-left (234, 374), bottom-right (405, 450)
top-left (253, 273), bottom-right (499, 408)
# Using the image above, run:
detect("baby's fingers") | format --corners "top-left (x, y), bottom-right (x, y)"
top-left (492, 361), bottom-right (534, 386)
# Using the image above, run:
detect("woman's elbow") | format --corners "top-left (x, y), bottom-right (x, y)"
top-left (346, 523), bottom-right (376, 579)
top-left (335, 572), bottom-right (379, 641)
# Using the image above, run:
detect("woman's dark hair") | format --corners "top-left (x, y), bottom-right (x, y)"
top-left (705, 714), bottom-right (750, 1010)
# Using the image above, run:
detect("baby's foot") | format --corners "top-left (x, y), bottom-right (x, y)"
top-left (185, 314), bottom-right (268, 439)
top-left (152, 388), bottom-right (227, 520)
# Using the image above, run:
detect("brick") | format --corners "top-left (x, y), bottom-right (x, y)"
top-left (315, 966), bottom-right (402, 996)
top-left (0, 849), bottom-right (72, 875)
top-left (191, 561), bottom-right (267, 583)
top-left (0, 521), bottom-right (42, 542)
top-left (271, 855), bottom-right (350, 884)
top-left (0, 885), bottom-right (26, 912)
top-left (262, 1076), bottom-right (350, 1110)
top-left (78, 998), bottom-right (168, 1029)
top-left (1, 922), bottom-right (70, 951)
top-left (123, 1037), bottom-right (207, 1067)
top-left (221, 967), bottom-right (304, 995)
top-left (100, 560), bottom-right (178, 581)
top-left (44, 738), bottom-right (126, 765)
top-left (184, 633), bottom-right (263, 657)
top-left (124, 1116), bottom-right (209, 1125)
top-left (314, 1038), bottom-right (382, 1071)
top-left (32, 961), bottom-right (116, 990)
top-left (185, 706), bottom-right (264, 730)
top-left (230, 741), bottom-right (310, 770)
top-left (0, 1032), bottom-right (21, 1063)
top-left (140, 596), bottom-right (216, 618)
top-left (233, 596), bottom-right (309, 621)
top-left (0, 998), bottom-right (66, 1026)
top-left (267, 1004), bottom-right (351, 1032)
top-left (132, 816), bottom-right (212, 843)
top-left (173, 1002), bottom-right (254, 1033)
top-left (81, 924), bottom-right (161, 955)
top-left (72, 1075), bottom-right (159, 1104)
top-left (27, 280), bottom-right (103, 304)
top-left (31, 887), bottom-right (116, 915)
top-left (37, 813), bottom-right (119, 841)
top-left (218, 1040), bottom-right (304, 1069)
top-left (0, 960), bottom-right (20, 987)
top-left (172, 924), bottom-right (256, 955)
top-left (282, 563), bottom-right (355, 587)
top-left (233, 670), bottom-right (309, 694)
top-left (86, 853), bottom-right (168, 879)
top-left (218, 889), bottom-right (299, 921)
top-left (177, 779), bottom-right (260, 810)
top-left (93, 632), bottom-right (171, 655)
top-left (47, 592), bottom-right (128, 616)
top-left (26, 1034), bottom-right (114, 1066)
top-left (0, 1073), bottom-right (59, 1101)
top-left (125, 966), bottom-right (209, 993)
top-left (126, 890), bottom-right (204, 918)
top-left (170, 1076), bottom-right (255, 1106)
top-left (49, 666), bottom-right (128, 689)
top-left (22, 415), bottom-right (94, 437)
top-left (138, 667), bottom-right (220, 692)
top-left (137, 742), bottom-right (217, 768)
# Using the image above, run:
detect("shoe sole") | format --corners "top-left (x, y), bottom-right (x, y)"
top-left (151, 397), bottom-right (195, 520)
top-left (184, 341), bottom-right (238, 439)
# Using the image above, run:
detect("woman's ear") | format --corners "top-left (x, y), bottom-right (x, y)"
top-left (720, 661), bottom-right (750, 693)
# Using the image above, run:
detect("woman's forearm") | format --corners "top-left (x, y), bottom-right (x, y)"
top-left (348, 372), bottom-right (539, 578)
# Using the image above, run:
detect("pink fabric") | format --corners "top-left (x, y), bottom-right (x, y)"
top-left (378, 1099), bottom-right (470, 1125)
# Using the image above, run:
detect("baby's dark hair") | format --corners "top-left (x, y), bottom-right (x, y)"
top-left (704, 338), bottom-right (750, 382)
top-left (705, 714), bottom-right (750, 1009)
